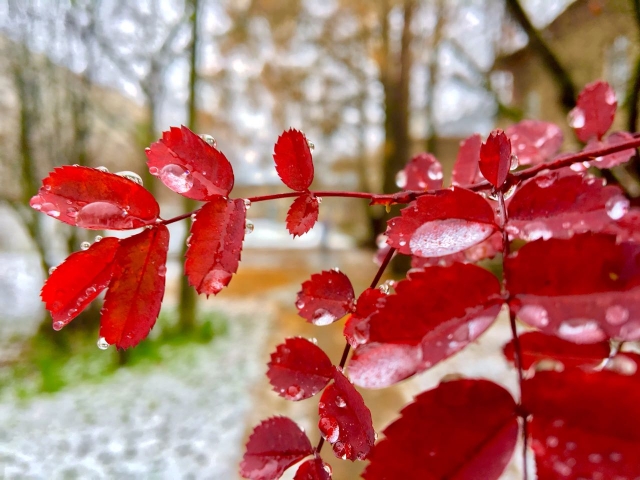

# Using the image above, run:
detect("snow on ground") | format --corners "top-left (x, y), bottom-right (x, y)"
top-left (0, 300), bottom-right (273, 480)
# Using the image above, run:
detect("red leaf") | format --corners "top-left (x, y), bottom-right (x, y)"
top-left (584, 131), bottom-right (637, 169)
top-left (523, 370), bottom-right (640, 479)
top-left (273, 129), bottom-right (314, 191)
top-left (240, 417), bottom-right (314, 480)
top-left (362, 379), bottom-right (518, 480)
top-left (386, 187), bottom-right (497, 258)
top-left (350, 265), bottom-right (502, 387)
top-left (294, 458), bottom-right (332, 480)
top-left (296, 270), bottom-right (355, 325)
top-left (185, 197), bottom-right (246, 296)
top-left (41, 237), bottom-right (119, 330)
top-left (343, 288), bottom-right (386, 348)
top-left (505, 234), bottom-right (640, 343)
top-left (506, 170), bottom-right (630, 241)
top-left (286, 193), bottom-right (320, 237)
top-left (30, 166), bottom-right (159, 229)
top-left (145, 126), bottom-right (234, 200)
top-left (451, 134), bottom-right (483, 186)
top-left (267, 337), bottom-right (333, 401)
top-left (396, 153), bottom-right (443, 191)
top-left (99, 226), bottom-right (169, 349)
top-left (505, 120), bottom-right (563, 166)
top-left (502, 332), bottom-right (610, 371)
top-left (569, 80), bottom-right (617, 142)
top-left (318, 368), bottom-right (375, 461)
top-left (479, 129), bottom-right (512, 189)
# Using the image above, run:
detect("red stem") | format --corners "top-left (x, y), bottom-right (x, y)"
top-left (497, 189), bottom-right (528, 480)
top-left (314, 246), bottom-right (396, 456)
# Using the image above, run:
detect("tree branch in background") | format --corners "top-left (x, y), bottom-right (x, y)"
top-left (506, 0), bottom-right (577, 111)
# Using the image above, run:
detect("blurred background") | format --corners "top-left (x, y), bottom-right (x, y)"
top-left (0, 0), bottom-right (638, 478)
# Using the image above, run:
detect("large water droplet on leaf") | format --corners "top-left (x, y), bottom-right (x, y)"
top-left (319, 416), bottom-right (340, 444)
top-left (52, 321), bottom-right (65, 331)
top-left (409, 219), bottom-right (494, 257)
top-left (97, 337), bottom-right (110, 350)
top-left (75, 202), bottom-right (128, 229)
top-left (201, 269), bottom-right (232, 294)
top-left (557, 319), bottom-right (606, 343)
top-left (518, 304), bottom-right (550, 328)
top-left (160, 164), bottom-right (194, 193)
top-left (199, 134), bottom-right (217, 148)
top-left (521, 221), bottom-right (553, 241)
top-left (605, 305), bottom-right (629, 326)
top-left (116, 170), bottom-right (143, 186)
top-left (605, 195), bottom-right (629, 220)
top-left (568, 108), bottom-right (586, 128)
top-left (80, 241), bottom-right (91, 251)
top-left (312, 309), bottom-right (337, 326)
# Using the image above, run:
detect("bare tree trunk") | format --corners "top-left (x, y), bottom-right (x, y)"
top-left (505, 0), bottom-right (576, 111)
top-left (177, 0), bottom-right (200, 333)
top-left (425, 0), bottom-right (445, 153)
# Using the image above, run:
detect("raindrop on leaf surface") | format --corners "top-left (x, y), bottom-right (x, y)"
top-left (97, 337), bottom-right (110, 350)
top-left (159, 164), bottom-right (194, 193)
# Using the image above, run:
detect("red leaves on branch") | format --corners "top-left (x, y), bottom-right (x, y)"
top-left (505, 120), bottom-right (564, 166)
top-left (240, 417), bottom-right (313, 480)
top-left (100, 226), bottom-right (170, 349)
top-left (585, 130), bottom-right (637, 169)
top-left (30, 166), bottom-right (159, 229)
top-left (506, 170), bottom-right (630, 241)
top-left (386, 187), bottom-right (497, 258)
top-left (502, 332), bottom-right (610, 371)
top-left (145, 126), bottom-right (234, 200)
top-left (363, 379), bottom-right (518, 480)
top-left (296, 270), bottom-right (355, 325)
top-left (523, 370), bottom-right (640, 478)
top-left (349, 265), bottom-right (502, 388)
top-left (286, 193), bottom-right (320, 237)
top-left (294, 458), bottom-right (331, 480)
top-left (185, 197), bottom-right (246, 296)
top-left (505, 234), bottom-right (640, 343)
top-left (396, 153), bottom-right (443, 191)
top-left (569, 80), bottom-right (617, 142)
top-left (273, 129), bottom-right (315, 191)
top-left (318, 368), bottom-right (375, 461)
top-left (479, 130), bottom-right (512, 189)
top-left (41, 237), bottom-right (119, 330)
top-left (451, 134), bottom-right (483, 186)
top-left (267, 337), bottom-right (333, 401)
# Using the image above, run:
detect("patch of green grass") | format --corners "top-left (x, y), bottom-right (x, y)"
top-left (0, 308), bottom-right (227, 399)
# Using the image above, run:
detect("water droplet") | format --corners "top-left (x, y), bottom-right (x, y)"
top-left (201, 269), bottom-right (232, 293)
top-left (428, 163), bottom-right (443, 181)
top-left (79, 241), bottom-right (90, 251)
top-left (395, 170), bottom-right (407, 189)
top-left (605, 195), bottom-right (629, 220)
top-left (116, 171), bottom-right (143, 186)
top-left (41, 202), bottom-right (61, 217)
top-left (199, 134), bottom-right (217, 148)
top-left (85, 286), bottom-right (96, 296)
top-left (157, 265), bottom-right (167, 277)
top-left (605, 89), bottom-right (617, 106)
top-left (335, 395), bottom-right (346, 408)
top-left (510, 154), bottom-right (519, 171)
top-left (96, 166), bottom-right (109, 173)
top-left (307, 139), bottom-right (315, 151)
top-left (316, 196), bottom-right (322, 204)
top-left (518, 305), bottom-right (549, 328)
top-left (568, 107), bottom-right (586, 128)
top-left (619, 321), bottom-right (640, 340)
top-left (378, 283), bottom-right (390, 295)
top-left (53, 321), bottom-right (65, 331)
top-left (503, 183), bottom-right (518, 200)
top-left (409, 219), bottom-right (494, 257)
top-left (94, 235), bottom-right (103, 242)
top-left (557, 319), bottom-right (606, 343)
top-left (606, 355), bottom-right (637, 375)
top-left (312, 309), bottom-right (337, 326)
top-left (160, 164), bottom-right (194, 193)
top-left (75, 202), bottom-right (128, 229)
top-left (285, 384), bottom-right (304, 401)
top-left (318, 416), bottom-right (340, 443)
top-left (310, 337), bottom-right (318, 345)
top-left (605, 305), bottom-right (629, 325)
top-left (48, 266), bottom-right (57, 275)
top-left (588, 453), bottom-right (602, 464)
top-left (295, 299), bottom-right (305, 310)
top-left (323, 464), bottom-right (332, 474)
top-left (149, 166), bottom-right (159, 175)
top-left (521, 221), bottom-right (552, 241)
top-left (546, 436), bottom-right (559, 448)
top-left (243, 199), bottom-right (251, 209)
top-left (245, 220), bottom-right (254, 234)
top-left (97, 337), bottom-right (110, 350)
